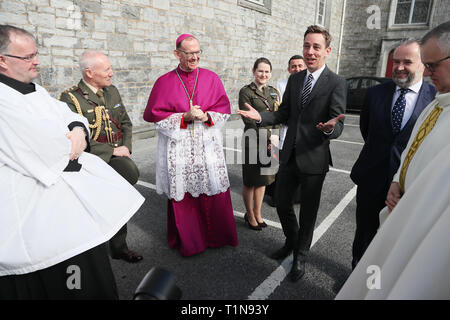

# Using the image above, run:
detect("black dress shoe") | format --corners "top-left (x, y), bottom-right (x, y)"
top-left (112, 250), bottom-right (143, 263)
top-left (269, 245), bottom-right (292, 260)
top-left (288, 259), bottom-right (305, 282)
top-left (244, 213), bottom-right (262, 231)
top-left (258, 221), bottom-right (268, 228)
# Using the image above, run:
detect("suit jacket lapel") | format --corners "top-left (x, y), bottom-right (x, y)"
top-left (403, 82), bottom-right (428, 131)
top-left (306, 66), bottom-right (329, 104)
top-left (294, 70), bottom-right (306, 111)
top-left (383, 82), bottom-right (397, 134)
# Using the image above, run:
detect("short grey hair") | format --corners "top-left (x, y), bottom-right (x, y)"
top-left (421, 21), bottom-right (450, 55)
top-left (79, 50), bottom-right (104, 76)
top-left (0, 25), bottom-right (35, 54)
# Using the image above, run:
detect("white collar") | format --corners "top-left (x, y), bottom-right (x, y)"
top-left (396, 78), bottom-right (423, 94)
top-left (436, 91), bottom-right (450, 108)
top-left (306, 64), bottom-right (326, 80)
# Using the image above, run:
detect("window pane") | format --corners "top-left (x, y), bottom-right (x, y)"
top-left (317, 0), bottom-right (326, 25)
top-left (412, 0), bottom-right (430, 23)
top-left (347, 79), bottom-right (359, 89)
top-left (360, 79), bottom-right (377, 88)
top-left (319, 1), bottom-right (324, 12)
top-left (247, 0), bottom-right (264, 5)
top-left (395, 0), bottom-right (412, 24)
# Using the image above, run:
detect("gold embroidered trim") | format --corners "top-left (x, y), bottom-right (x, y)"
top-left (399, 105), bottom-right (443, 193)
top-left (67, 92), bottom-right (112, 142)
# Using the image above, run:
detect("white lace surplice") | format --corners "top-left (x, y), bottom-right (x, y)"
top-left (156, 112), bottom-right (230, 201)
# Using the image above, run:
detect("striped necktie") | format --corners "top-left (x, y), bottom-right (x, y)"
top-left (301, 73), bottom-right (314, 106)
top-left (392, 88), bottom-right (408, 134)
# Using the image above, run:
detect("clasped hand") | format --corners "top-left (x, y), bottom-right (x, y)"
top-left (66, 127), bottom-right (87, 160)
top-left (184, 105), bottom-right (208, 122)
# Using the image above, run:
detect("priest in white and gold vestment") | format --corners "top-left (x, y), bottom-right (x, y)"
top-left (337, 21), bottom-right (450, 300)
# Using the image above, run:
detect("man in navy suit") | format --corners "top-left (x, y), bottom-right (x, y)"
top-left (350, 40), bottom-right (436, 269)
top-left (238, 25), bottom-right (347, 281)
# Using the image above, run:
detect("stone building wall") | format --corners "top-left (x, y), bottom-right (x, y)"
top-left (339, 0), bottom-right (450, 79)
top-left (0, 0), bottom-right (345, 134)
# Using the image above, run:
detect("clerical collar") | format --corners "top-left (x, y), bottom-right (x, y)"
top-left (0, 72), bottom-right (36, 94)
top-left (177, 65), bottom-right (198, 75)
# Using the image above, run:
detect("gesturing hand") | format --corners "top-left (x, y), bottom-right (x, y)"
top-left (66, 127), bottom-right (87, 160)
top-left (236, 103), bottom-right (262, 122)
top-left (316, 114), bottom-right (346, 133)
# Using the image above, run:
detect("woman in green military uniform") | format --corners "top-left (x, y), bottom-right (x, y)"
top-left (239, 57), bottom-right (281, 230)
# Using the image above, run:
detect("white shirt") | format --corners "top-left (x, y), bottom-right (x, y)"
top-left (304, 64), bottom-right (326, 92)
top-left (391, 79), bottom-right (423, 130)
top-left (275, 78), bottom-right (288, 98)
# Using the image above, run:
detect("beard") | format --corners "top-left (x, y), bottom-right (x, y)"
top-left (392, 70), bottom-right (415, 88)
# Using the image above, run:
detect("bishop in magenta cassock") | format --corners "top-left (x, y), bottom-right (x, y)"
top-left (143, 34), bottom-right (238, 256)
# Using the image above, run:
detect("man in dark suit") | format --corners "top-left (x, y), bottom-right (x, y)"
top-left (350, 40), bottom-right (436, 269)
top-left (238, 25), bottom-right (347, 282)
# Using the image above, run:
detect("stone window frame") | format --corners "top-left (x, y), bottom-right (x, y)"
top-left (388, 0), bottom-right (435, 30)
top-left (315, 0), bottom-right (332, 29)
top-left (238, 0), bottom-right (272, 15)
top-left (316, 0), bottom-right (327, 26)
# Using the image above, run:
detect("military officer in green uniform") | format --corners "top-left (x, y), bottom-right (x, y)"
top-left (59, 50), bottom-right (142, 263)
top-left (239, 57), bottom-right (281, 231)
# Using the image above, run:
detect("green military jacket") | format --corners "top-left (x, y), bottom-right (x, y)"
top-left (238, 82), bottom-right (281, 132)
top-left (59, 80), bottom-right (133, 163)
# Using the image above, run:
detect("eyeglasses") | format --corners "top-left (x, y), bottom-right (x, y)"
top-left (1, 52), bottom-right (38, 62)
top-left (423, 55), bottom-right (450, 72)
top-left (177, 49), bottom-right (202, 58)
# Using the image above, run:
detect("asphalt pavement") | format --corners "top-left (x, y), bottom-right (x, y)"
top-left (110, 113), bottom-right (364, 301)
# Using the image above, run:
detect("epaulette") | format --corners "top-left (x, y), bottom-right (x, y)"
top-left (58, 85), bottom-right (78, 100)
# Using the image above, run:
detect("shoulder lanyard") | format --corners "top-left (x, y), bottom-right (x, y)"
top-left (175, 67), bottom-right (199, 109)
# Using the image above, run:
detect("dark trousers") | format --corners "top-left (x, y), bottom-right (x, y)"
top-left (108, 156), bottom-right (140, 255)
top-left (275, 153), bottom-right (326, 256)
top-left (0, 244), bottom-right (118, 300)
top-left (352, 185), bottom-right (388, 269)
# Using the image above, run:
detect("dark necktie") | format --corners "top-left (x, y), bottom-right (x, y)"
top-left (96, 89), bottom-right (106, 105)
top-left (392, 88), bottom-right (408, 134)
top-left (301, 73), bottom-right (314, 106)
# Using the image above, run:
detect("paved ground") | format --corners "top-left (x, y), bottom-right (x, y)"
top-left (110, 113), bottom-right (364, 301)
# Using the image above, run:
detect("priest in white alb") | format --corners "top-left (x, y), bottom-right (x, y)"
top-left (0, 25), bottom-right (144, 299)
top-left (336, 21), bottom-right (450, 300)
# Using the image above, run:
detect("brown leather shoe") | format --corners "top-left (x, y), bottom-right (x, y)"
top-left (112, 250), bottom-right (143, 263)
